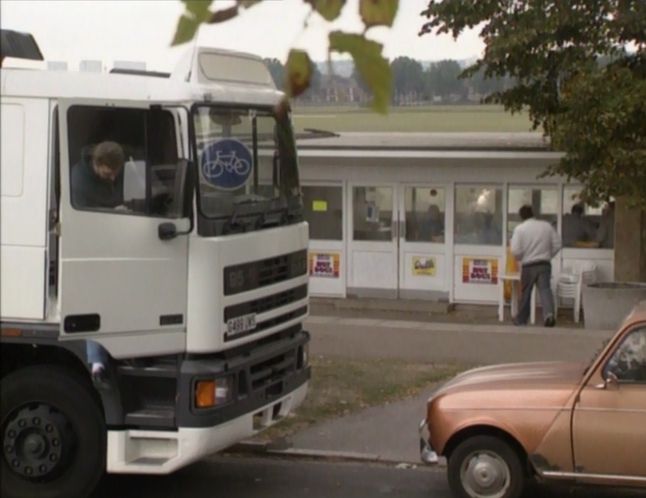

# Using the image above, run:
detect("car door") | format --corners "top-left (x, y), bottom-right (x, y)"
top-left (573, 324), bottom-right (646, 479)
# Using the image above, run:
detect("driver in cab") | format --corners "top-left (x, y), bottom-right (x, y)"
top-left (71, 140), bottom-right (127, 210)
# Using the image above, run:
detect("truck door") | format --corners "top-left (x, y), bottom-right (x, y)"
top-left (57, 100), bottom-right (191, 357)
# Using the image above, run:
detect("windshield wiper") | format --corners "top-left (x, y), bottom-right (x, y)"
top-left (223, 195), bottom-right (269, 234)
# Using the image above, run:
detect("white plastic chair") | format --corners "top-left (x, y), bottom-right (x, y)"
top-left (554, 262), bottom-right (597, 323)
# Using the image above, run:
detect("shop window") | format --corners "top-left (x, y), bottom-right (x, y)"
top-left (405, 187), bottom-right (445, 243)
top-left (507, 186), bottom-right (558, 240)
top-left (562, 186), bottom-right (614, 248)
top-left (454, 186), bottom-right (503, 245)
top-left (352, 186), bottom-right (393, 241)
top-left (302, 186), bottom-right (343, 240)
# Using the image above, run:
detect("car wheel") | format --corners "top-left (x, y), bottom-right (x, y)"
top-left (1, 365), bottom-right (106, 498)
top-left (448, 435), bottom-right (525, 498)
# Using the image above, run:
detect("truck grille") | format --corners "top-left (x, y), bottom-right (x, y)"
top-left (224, 250), bottom-right (307, 295)
top-left (224, 285), bottom-right (307, 321)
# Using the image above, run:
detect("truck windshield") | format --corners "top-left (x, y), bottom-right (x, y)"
top-left (192, 105), bottom-right (303, 236)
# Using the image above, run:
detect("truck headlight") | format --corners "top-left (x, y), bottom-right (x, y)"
top-left (195, 376), bottom-right (234, 408)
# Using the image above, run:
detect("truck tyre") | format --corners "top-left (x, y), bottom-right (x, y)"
top-left (1, 365), bottom-right (106, 498)
top-left (447, 435), bottom-right (525, 498)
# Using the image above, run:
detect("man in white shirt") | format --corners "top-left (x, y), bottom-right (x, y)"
top-left (510, 205), bottom-right (562, 327)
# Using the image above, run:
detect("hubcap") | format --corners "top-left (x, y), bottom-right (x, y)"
top-left (3, 404), bottom-right (73, 481)
top-left (460, 450), bottom-right (511, 498)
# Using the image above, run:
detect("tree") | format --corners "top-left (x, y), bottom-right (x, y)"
top-left (468, 67), bottom-right (513, 99)
top-left (390, 56), bottom-right (425, 104)
top-left (172, 0), bottom-right (398, 113)
top-left (426, 59), bottom-right (467, 101)
top-left (421, 0), bottom-right (646, 280)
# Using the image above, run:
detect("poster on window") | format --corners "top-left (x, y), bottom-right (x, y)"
top-left (309, 252), bottom-right (340, 278)
top-left (462, 257), bottom-right (498, 284)
top-left (412, 256), bottom-right (436, 276)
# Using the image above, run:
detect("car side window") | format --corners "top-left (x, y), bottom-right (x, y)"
top-left (605, 326), bottom-right (646, 383)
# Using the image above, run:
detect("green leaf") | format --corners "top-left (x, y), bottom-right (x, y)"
top-left (307, 0), bottom-right (346, 21)
top-left (285, 49), bottom-right (313, 98)
top-left (171, 15), bottom-right (202, 46)
top-left (183, 0), bottom-right (212, 21)
top-left (171, 1), bottom-right (213, 46)
top-left (329, 31), bottom-right (391, 113)
top-left (359, 0), bottom-right (398, 28)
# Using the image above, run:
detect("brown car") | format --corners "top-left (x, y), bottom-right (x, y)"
top-left (420, 301), bottom-right (646, 498)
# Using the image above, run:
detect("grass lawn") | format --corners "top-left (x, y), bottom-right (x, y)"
top-left (252, 355), bottom-right (466, 442)
top-left (291, 104), bottom-right (533, 133)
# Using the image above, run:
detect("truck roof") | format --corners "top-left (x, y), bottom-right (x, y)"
top-left (1, 46), bottom-right (283, 107)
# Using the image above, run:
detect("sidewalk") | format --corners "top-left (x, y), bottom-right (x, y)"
top-left (268, 313), bottom-right (612, 464)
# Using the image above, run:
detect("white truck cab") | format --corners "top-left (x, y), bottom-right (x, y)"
top-left (1, 30), bottom-right (310, 498)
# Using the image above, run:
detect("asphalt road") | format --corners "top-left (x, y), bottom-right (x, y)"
top-left (92, 455), bottom-right (644, 498)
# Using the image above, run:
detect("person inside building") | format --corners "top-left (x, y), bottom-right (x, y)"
top-left (71, 140), bottom-right (126, 209)
top-left (561, 202), bottom-right (594, 247)
top-left (511, 204), bottom-right (562, 327)
top-left (420, 204), bottom-right (444, 241)
top-left (475, 211), bottom-right (500, 245)
top-left (595, 201), bottom-right (615, 248)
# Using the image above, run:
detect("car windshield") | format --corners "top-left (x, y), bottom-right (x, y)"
top-left (192, 105), bottom-right (302, 235)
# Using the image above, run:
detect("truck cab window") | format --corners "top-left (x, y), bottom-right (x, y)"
top-left (68, 106), bottom-right (184, 218)
top-left (193, 105), bottom-right (303, 236)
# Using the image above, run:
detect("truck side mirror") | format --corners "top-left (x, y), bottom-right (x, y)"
top-left (158, 222), bottom-right (177, 240)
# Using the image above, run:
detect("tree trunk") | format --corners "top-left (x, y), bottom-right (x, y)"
top-left (614, 198), bottom-right (646, 282)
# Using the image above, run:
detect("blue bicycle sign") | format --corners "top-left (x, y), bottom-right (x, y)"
top-left (201, 139), bottom-right (253, 190)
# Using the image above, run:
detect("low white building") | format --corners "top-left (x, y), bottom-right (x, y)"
top-left (297, 132), bottom-right (614, 304)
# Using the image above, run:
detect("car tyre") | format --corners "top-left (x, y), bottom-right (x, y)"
top-left (1, 365), bottom-right (106, 498)
top-left (448, 435), bottom-right (525, 498)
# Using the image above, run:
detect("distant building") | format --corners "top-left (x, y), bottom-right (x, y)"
top-left (79, 60), bottom-right (102, 72)
top-left (113, 60), bottom-right (146, 71)
top-left (47, 61), bottom-right (67, 71)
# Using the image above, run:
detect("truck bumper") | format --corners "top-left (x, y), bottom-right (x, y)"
top-left (107, 381), bottom-right (308, 474)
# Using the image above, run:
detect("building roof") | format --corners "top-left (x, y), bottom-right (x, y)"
top-left (296, 131), bottom-right (552, 152)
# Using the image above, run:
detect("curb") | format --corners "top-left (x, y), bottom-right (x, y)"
top-left (227, 441), bottom-right (447, 468)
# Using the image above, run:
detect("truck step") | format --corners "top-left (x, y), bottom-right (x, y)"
top-left (117, 361), bottom-right (178, 378)
top-left (125, 407), bottom-right (175, 428)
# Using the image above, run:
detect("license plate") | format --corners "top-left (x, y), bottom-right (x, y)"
top-left (226, 313), bottom-right (256, 336)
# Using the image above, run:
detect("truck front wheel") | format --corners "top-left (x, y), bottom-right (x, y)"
top-left (1, 365), bottom-right (106, 498)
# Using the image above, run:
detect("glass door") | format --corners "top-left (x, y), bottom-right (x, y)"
top-left (347, 184), bottom-right (397, 297)
top-left (302, 183), bottom-right (346, 297)
top-left (453, 184), bottom-right (504, 303)
top-left (398, 185), bottom-right (448, 299)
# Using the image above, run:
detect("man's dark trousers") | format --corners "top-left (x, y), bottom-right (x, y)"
top-left (516, 261), bottom-right (555, 325)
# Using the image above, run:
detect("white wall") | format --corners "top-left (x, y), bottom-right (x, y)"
top-left (1, 98), bottom-right (51, 320)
